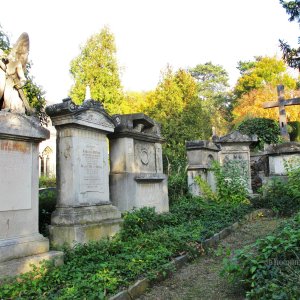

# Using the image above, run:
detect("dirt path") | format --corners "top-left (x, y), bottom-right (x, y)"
top-left (138, 217), bottom-right (282, 300)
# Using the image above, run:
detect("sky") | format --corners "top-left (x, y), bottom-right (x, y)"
top-left (1, 0), bottom-right (299, 105)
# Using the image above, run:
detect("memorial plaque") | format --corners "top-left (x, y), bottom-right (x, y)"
top-left (0, 140), bottom-right (32, 211)
top-left (79, 142), bottom-right (104, 196)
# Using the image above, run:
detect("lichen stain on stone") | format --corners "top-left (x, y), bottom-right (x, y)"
top-left (0, 140), bottom-right (30, 153)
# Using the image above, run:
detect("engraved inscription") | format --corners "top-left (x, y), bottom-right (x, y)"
top-left (79, 144), bottom-right (104, 195)
top-left (0, 141), bottom-right (32, 211)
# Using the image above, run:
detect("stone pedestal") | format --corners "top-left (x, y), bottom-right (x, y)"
top-left (0, 112), bottom-right (63, 277)
top-left (46, 98), bottom-right (122, 248)
top-left (186, 141), bottom-right (220, 196)
top-left (109, 113), bottom-right (169, 213)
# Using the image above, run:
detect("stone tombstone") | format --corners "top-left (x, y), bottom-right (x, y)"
top-left (109, 113), bottom-right (169, 213)
top-left (0, 112), bottom-right (63, 277)
top-left (216, 131), bottom-right (257, 193)
top-left (264, 142), bottom-right (300, 176)
top-left (186, 141), bottom-right (220, 196)
top-left (45, 98), bottom-right (122, 247)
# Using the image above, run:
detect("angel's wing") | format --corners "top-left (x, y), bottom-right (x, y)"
top-left (10, 32), bottom-right (29, 70)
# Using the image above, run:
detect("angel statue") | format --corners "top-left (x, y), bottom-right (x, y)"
top-left (0, 32), bottom-right (32, 114)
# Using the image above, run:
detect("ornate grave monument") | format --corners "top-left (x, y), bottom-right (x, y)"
top-left (109, 113), bottom-right (169, 213)
top-left (46, 98), bottom-right (122, 247)
top-left (0, 33), bottom-right (63, 277)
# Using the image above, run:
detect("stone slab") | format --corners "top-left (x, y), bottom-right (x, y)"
top-left (0, 233), bottom-right (49, 263)
top-left (0, 250), bottom-right (63, 278)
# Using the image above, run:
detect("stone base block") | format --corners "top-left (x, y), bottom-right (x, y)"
top-left (49, 204), bottom-right (122, 248)
top-left (0, 250), bottom-right (64, 278)
top-left (0, 233), bottom-right (49, 263)
top-left (110, 173), bottom-right (169, 213)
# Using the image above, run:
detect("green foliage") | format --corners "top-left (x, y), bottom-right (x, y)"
top-left (289, 121), bottom-right (300, 141)
top-left (39, 188), bottom-right (57, 236)
top-left (237, 117), bottom-right (280, 149)
top-left (167, 166), bottom-right (189, 203)
top-left (233, 56), bottom-right (297, 99)
top-left (222, 212), bottom-right (300, 299)
top-left (279, 0), bottom-right (300, 70)
top-left (69, 26), bottom-right (123, 114)
top-left (0, 25), bottom-right (10, 51)
top-left (253, 158), bottom-right (300, 216)
top-left (39, 176), bottom-right (56, 188)
top-left (0, 197), bottom-right (251, 299)
top-left (195, 161), bottom-right (249, 204)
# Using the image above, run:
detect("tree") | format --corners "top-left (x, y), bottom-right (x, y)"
top-left (232, 56), bottom-right (300, 124)
top-left (69, 26), bottom-right (123, 114)
top-left (0, 26), bottom-right (47, 124)
top-left (188, 62), bottom-right (231, 135)
top-left (233, 56), bottom-right (297, 98)
top-left (279, 0), bottom-right (300, 70)
top-left (146, 66), bottom-right (209, 170)
top-left (233, 84), bottom-right (300, 124)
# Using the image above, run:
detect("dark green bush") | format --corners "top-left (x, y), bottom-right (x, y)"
top-left (39, 188), bottom-right (57, 236)
top-left (237, 117), bottom-right (280, 150)
top-left (288, 121), bottom-right (300, 142)
top-left (222, 212), bottom-right (300, 299)
top-left (252, 158), bottom-right (300, 216)
top-left (167, 167), bottom-right (188, 203)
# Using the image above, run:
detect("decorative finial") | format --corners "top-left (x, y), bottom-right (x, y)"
top-left (85, 85), bottom-right (91, 101)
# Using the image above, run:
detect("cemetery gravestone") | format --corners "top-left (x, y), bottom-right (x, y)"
top-left (46, 98), bottom-right (122, 247)
top-left (216, 131), bottom-right (257, 194)
top-left (109, 113), bottom-right (169, 213)
top-left (0, 113), bottom-right (63, 277)
top-left (186, 141), bottom-right (220, 196)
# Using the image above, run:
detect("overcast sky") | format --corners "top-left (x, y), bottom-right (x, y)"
top-left (1, 0), bottom-right (299, 104)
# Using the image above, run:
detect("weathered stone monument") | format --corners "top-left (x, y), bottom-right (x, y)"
top-left (186, 141), bottom-right (219, 196)
top-left (0, 33), bottom-right (62, 277)
top-left (186, 131), bottom-right (257, 196)
top-left (46, 98), bottom-right (122, 247)
top-left (109, 113), bottom-right (169, 213)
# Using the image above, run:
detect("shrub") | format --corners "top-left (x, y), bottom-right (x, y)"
top-left (289, 121), bottom-right (300, 142)
top-left (39, 188), bottom-right (57, 236)
top-left (168, 166), bottom-right (189, 203)
top-left (237, 117), bottom-right (280, 150)
top-left (195, 161), bottom-right (249, 204)
top-left (253, 157), bottom-right (300, 216)
top-left (222, 212), bottom-right (300, 299)
top-left (39, 176), bottom-right (56, 188)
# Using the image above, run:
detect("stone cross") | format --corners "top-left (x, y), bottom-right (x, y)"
top-left (263, 85), bottom-right (300, 141)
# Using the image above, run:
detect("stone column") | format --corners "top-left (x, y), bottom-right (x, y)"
top-left (0, 112), bottom-right (63, 277)
top-left (109, 113), bottom-right (169, 213)
top-left (46, 98), bottom-right (122, 248)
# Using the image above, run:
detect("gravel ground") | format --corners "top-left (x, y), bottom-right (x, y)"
top-left (137, 217), bottom-right (282, 300)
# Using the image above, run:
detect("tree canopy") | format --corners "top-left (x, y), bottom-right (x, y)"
top-left (69, 26), bottom-right (123, 114)
top-left (279, 0), bottom-right (300, 70)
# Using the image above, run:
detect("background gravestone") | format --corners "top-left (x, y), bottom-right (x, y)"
top-left (46, 98), bottom-right (122, 247)
top-left (186, 141), bottom-right (220, 196)
top-left (0, 112), bottom-right (63, 277)
top-left (109, 113), bottom-right (169, 213)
